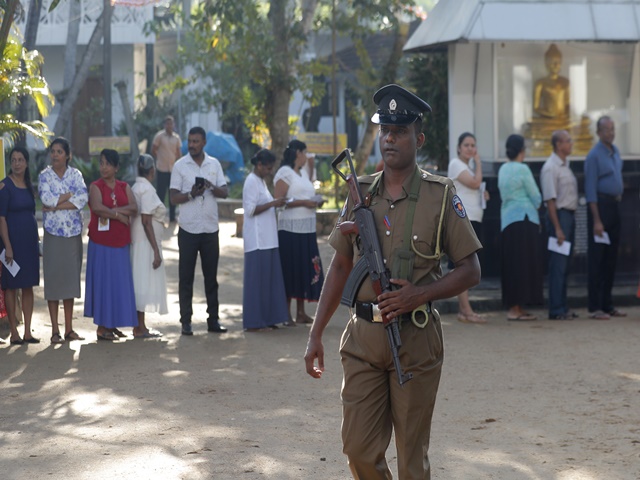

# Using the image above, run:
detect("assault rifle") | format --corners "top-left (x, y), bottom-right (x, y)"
top-left (331, 149), bottom-right (413, 386)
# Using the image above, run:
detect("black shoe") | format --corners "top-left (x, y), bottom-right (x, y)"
top-left (181, 323), bottom-right (193, 336)
top-left (207, 323), bottom-right (228, 333)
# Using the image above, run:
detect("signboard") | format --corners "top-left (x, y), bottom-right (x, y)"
top-left (296, 133), bottom-right (347, 156)
top-left (88, 136), bottom-right (131, 155)
top-left (0, 139), bottom-right (5, 179)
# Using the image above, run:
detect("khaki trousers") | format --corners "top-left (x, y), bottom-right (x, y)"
top-left (340, 313), bottom-right (444, 480)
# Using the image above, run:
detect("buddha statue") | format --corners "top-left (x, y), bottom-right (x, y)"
top-left (523, 44), bottom-right (593, 156)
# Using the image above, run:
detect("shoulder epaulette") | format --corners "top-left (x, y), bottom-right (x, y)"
top-left (419, 169), bottom-right (454, 188)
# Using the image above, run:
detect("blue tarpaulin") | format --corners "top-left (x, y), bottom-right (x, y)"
top-left (181, 131), bottom-right (244, 184)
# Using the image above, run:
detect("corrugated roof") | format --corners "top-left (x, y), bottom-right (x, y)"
top-left (404, 0), bottom-right (640, 52)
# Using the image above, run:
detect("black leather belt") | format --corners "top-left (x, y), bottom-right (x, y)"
top-left (354, 301), bottom-right (411, 323)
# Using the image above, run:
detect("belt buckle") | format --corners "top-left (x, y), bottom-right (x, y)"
top-left (371, 304), bottom-right (383, 323)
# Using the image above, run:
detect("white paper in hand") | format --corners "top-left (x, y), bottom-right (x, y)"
top-left (547, 237), bottom-right (571, 256)
top-left (593, 232), bottom-right (611, 245)
top-left (0, 249), bottom-right (21, 277)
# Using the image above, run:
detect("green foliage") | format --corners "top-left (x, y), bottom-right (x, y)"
top-left (71, 155), bottom-right (101, 187)
top-left (116, 96), bottom-right (178, 154)
top-left (407, 51), bottom-right (449, 172)
top-left (0, 36), bottom-right (54, 146)
top-left (147, 1), bottom-right (333, 144)
top-left (71, 154), bottom-right (134, 187)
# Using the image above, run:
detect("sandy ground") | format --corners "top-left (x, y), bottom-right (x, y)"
top-left (1, 221), bottom-right (639, 480)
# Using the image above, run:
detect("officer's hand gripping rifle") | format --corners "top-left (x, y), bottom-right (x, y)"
top-left (331, 149), bottom-right (413, 386)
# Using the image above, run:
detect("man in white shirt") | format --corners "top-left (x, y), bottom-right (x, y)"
top-left (540, 130), bottom-right (578, 320)
top-left (170, 126), bottom-right (229, 335)
top-left (151, 115), bottom-right (181, 222)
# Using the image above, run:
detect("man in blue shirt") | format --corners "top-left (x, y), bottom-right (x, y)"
top-left (584, 116), bottom-right (625, 320)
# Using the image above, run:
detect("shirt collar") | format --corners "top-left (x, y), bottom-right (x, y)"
top-left (549, 151), bottom-right (569, 167)
top-left (136, 176), bottom-right (152, 186)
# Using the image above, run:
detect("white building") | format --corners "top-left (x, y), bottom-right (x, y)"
top-left (16, 0), bottom-right (154, 157)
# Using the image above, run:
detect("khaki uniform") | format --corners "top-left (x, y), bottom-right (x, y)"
top-left (329, 166), bottom-right (481, 480)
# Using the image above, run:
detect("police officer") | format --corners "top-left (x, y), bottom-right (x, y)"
top-left (304, 84), bottom-right (482, 479)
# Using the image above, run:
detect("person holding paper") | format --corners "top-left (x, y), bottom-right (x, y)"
top-left (584, 116), bottom-right (625, 320)
top-left (241, 149), bottom-right (289, 331)
top-left (447, 132), bottom-right (489, 324)
top-left (274, 139), bottom-right (325, 325)
top-left (540, 130), bottom-right (578, 320)
top-left (0, 147), bottom-right (40, 345)
top-left (84, 149), bottom-right (138, 341)
top-left (130, 154), bottom-right (167, 338)
top-left (498, 134), bottom-right (543, 321)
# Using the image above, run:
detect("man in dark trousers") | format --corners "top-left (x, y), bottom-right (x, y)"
top-left (540, 130), bottom-right (578, 320)
top-left (584, 116), bottom-right (626, 320)
top-left (170, 126), bottom-right (229, 335)
top-left (304, 84), bottom-right (481, 479)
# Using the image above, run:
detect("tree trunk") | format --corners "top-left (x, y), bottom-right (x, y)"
top-left (0, 0), bottom-right (20, 54)
top-left (53, 13), bottom-right (104, 137)
top-left (354, 20), bottom-right (410, 175)
top-left (63, 0), bottom-right (81, 90)
top-left (266, 0), bottom-right (291, 163)
top-left (15, 0), bottom-right (43, 147)
top-left (115, 80), bottom-right (139, 163)
top-left (23, 0), bottom-right (42, 50)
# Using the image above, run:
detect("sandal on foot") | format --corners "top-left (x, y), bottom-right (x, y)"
top-left (23, 337), bottom-right (41, 344)
top-left (607, 309), bottom-right (626, 318)
top-left (10, 337), bottom-right (24, 345)
top-left (65, 330), bottom-right (85, 341)
top-left (97, 331), bottom-right (117, 341)
top-left (112, 328), bottom-right (127, 338)
top-left (457, 312), bottom-right (487, 324)
top-left (51, 333), bottom-right (65, 344)
top-left (282, 321), bottom-right (297, 327)
top-left (588, 311), bottom-right (610, 320)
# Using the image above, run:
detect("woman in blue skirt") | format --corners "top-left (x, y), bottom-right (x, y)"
top-left (242, 149), bottom-right (289, 331)
top-left (84, 149), bottom-right (138, 340)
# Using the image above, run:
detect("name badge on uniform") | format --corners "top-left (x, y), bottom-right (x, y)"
top-left (452, 195), bottom-right (466, 218)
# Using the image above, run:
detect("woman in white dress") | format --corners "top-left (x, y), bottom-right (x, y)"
top-left (130, 154), bottom-right (167, 338)
top-left (448, 132), bottom-right (489, 324)
top-left (273, 140), bottom-right (325, 325)
top-left (242, 149), bottom-right (289, 331)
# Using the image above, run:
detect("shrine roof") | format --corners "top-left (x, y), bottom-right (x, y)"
top-left (404, 0), bottom-right (640, 52)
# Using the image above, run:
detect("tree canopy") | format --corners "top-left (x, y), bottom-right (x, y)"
top-left (149, 0), bottom-right (421, 163)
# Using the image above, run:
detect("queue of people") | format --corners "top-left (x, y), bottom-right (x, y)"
top-left (0, 140), bottom-right (168, 345)
top-left (451, 114), bottom-right (627, 323)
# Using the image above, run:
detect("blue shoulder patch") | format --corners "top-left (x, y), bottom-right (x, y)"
top-left (452, 195), bottom-right (466, 218)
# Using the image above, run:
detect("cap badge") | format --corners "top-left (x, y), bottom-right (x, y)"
top-left (389, 99), bottom-right (397, 111)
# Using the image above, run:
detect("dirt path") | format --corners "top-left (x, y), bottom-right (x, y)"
top-left (0, 221), bottom-right (638, 479)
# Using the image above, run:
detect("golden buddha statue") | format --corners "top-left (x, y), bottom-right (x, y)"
top-left (523, 44), bottom-right (593, 156)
